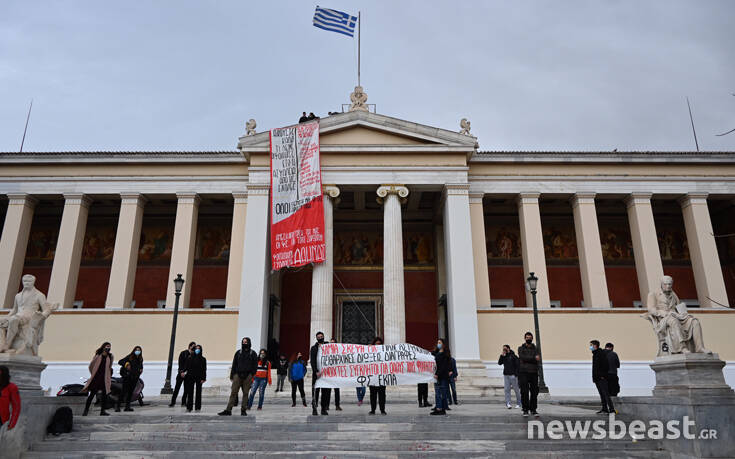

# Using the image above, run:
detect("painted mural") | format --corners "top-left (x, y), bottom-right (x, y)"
top-left (599, 222), bottom-right (634, 263)
top-left (657, 228), bottom-right (690, 262)
top-left (543, 225), bottom-right (578, 261)
top-left (485, 226), bottom-right (522, 264)
top-left (25, 225), bottom-right (59, 262)
top-left (138, 225), bottom-right (174, 262)
top-left (334, 230), bottom-right (434, 266)
top-left (196, 223), bottom-right (231, 261)
top-left (81, 223), bottom-right (116, 263)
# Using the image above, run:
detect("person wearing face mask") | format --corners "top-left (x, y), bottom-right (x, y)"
top-left (116, 345), bottom-right (144, 412)
top-left (219, 337), bottom-right (258, 416)
top-left (288, 351), bottom-right (308, 407)
top-left (498, 344), bottom-right (521, 409)
top-left (518, 332), bottom-right (540, 418)
top-left (169, 341), bottom-right (196, 407)
top-left (275, 354), bottom-right (288, 393)
top-left (247, 349), bottom-right (272, 410)
top-left (184, 345), bottom-right (207, 412)
top-left (82, 342), bottom-right (113, 416)
top-left (310, 331), bottom-right (331, 416)
top-left (591, 340), bottom-right (615, 414)
top-left (368, 337), bottom-right (387, 415)
top-left (430, 338), bottom-right (451, 415)
top-left (328, 338), bottom-right (342, 411)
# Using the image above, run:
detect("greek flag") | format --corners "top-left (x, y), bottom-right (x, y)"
top-left (313, 6), bottom-right (357, 37)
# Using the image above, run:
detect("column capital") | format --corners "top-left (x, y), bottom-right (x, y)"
top-left (624, 192), bottom-right (653, 209)
top-left (377, 184), bottom-right (408, 205)
top-left (248, 183), bottom-right (270, 196)
top-left (175, 192), bottom-right (200, 205)
top-left (516, 192), bottom-right (540, 207)
top-left (63, 193), bottom-right (93, 208)
top-left (120, 192), bottom-right (147, 206)
top-left (677, 192), bottom-right (709, 208)
top-left (570, 192), bottom-right (596, 208)
top-left (6, 193), bottom-right (38, 208)
top-left (468, 192), bottom-right (484, 205)
top-left (232, 191), bottom-right (248, 204)
top-left (323, 185), bottom-right (341, 199)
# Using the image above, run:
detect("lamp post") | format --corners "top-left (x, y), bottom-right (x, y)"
top-left (160, 274), bottom-right (185, 395)
top-left (527, 272), bottom-right (549, 393)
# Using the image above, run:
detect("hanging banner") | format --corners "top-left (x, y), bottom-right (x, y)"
top-left (270, 120), bottom-right (325, 269)
top-left (314, 343), bottom-right (436, 388)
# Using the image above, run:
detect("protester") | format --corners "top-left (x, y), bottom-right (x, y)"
top-left (218, 337), bottom-right (258, 416)
top-left (368, 337), bottom-right (387, 415)
top-left (356, 386), bottom-right (366, 406)
top-left (605, 342), bottom-right (621, 397)
top-left (184, 344), bottom-right (206, 412)
top-left (248, 349), bottom-right (272, 410)
top-left (518, 332), bottom-right (540, 418)
top-left (417, 383), bottom-right (431, 408)
top-left (498, 344), bottom-right (521, 409)
top-left (169, 341), bottom-right (195, 407)
top-left (82, 342), bottom-right (113, 416)
top-left (591, 340), bottom-right (615, 414)
top-left (116, 345), bottom-right (143, 412)
top-left (329, 338), bottom-right (342, 411)
top-left (310, 331), bottom-right (331, 416)
top-left (447, 356), bottom-right (459, 406)
top-left (430, 338), bottom-right (451, 415)
top-left (0, 366), bottom-right (21, 439)
top-left (298, 112), bottom-right (308, 123)
top-left (307, 112), bottom-right (318, 120)
top-left (288, 352), bottom-right (308, 407)
top-left (275, 354), bottom-right (288, 393)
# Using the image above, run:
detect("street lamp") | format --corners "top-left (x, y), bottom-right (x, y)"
top-left (527, 272), bottom-right (549, 393)
top-left (160, 274), bottom-right (185, 394)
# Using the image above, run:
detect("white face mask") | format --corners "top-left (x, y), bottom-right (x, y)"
top-left (589, 345), bottom-right (595, 351)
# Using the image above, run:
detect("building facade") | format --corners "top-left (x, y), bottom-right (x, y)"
top-left (1, 110), bottom-right (733, 394)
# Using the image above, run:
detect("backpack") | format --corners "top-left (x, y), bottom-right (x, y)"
top-left (47, 406), bottom-right (73, 436)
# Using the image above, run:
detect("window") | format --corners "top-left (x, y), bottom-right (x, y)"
top-left (549, 300), bottom-right (561, 308)
top-left (490, 299), bottom-right (514, 308)
top-left (72, 300), bottom-right (83, 309)
top-left (156, 300), bottom-right (166, 309)
top-left (203, 299), bottom-right (226, 309)
top-left (633, 300), bottom-right (643, 308)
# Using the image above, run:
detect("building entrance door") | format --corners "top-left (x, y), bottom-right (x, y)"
top-left (335, 294), bottom-right (383, 344)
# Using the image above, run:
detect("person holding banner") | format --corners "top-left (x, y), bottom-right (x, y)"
top-left (368, 337), bottom-right (387, 415)
top-left (431, 338), bottom-right (451, 416)
top-left (310, 331), bottom-right (331, 416)
top-left (329, 338), bottom-right (342, 411)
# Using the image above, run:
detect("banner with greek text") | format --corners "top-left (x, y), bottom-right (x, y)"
top-left (314, 343), bottom-right (436, 388)
top-left (270, 120), bottom-right (325, 269)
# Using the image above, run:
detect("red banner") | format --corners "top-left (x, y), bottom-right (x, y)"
top-left (270, 120), bottom-right (325, 269)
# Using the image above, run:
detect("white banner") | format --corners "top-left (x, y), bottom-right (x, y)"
top-left (314, 343), bottom-right (436, 388)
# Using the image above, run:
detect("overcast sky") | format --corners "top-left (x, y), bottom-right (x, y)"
top-left (1, 1), bottom-right (734, 152)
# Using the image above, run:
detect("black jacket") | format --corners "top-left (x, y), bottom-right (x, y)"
top-left (118, 355), bottom-right (143, 379)
top-left (606, 350), bottom-right (620, 375)
top-left (230, 348), bottom-right (258, 379)
top-left (434, 350), bottom-right (451, 380)
top-left (276, 358), bottom-right (289, 375)
top-left (498, 351), bottom-right (520, 376)
top-left (517, 343), bottom-right (539, 374)
top-left (177, 350), bottom-right (190, 375)
top-left (592, 348), bottom-right (609, 382)
top-left (310, 342), bottom-right (321, 373)
top-left (186, 354), bottom-right (207, 381)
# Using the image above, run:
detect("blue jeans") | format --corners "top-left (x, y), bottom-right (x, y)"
top-left (356, 386), bottom-right (366, 402)
top-left (248, 377), bottom-right (268, 409)
top-left (436, 378), bottom-right (449, 410)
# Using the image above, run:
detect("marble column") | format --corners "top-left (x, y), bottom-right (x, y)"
top-left (225, 192), bottom-right (248, 308)
top-left (310, 185), bottom-right (340, 341)
top-left (469, 193), bottom-right (491, 309)
top-left (679, 193), bottom-right (729, 308)
top-left (236, 184), bottom-right (270, 349)
top-left (48, 193), bottom-right (92, 308)
top-left (105, 193), bottom-right (146, 308)
top-left (625, 193), bottom-right (664, 305)
top-left (377, 185), bottom-right (409, 344)
top-left (0, 194), bottom-right (37, 308)
top-left (517, 193), bottom-right (551, 308)
top-left (571, 192), bottom-right (610, 308)
top-left (165, 193), bottom-right (200, 309)
top-left (442, 184), bottom-right (481, 360)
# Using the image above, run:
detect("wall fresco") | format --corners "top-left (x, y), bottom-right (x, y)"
top-left (333, 230), bottom-right (434, 266)
top-left (196, 223), bottom-right (231, 261)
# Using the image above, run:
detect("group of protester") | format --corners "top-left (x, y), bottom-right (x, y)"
top-left (591, 340), bottom-right (620, 414)
top-left (298, 112), bottom-right (319, 123)
top-left (168, 341), bottom-right (207, 412)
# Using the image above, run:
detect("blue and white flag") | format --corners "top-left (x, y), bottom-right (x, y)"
top-left (313, 6), bottom-right (357, 37)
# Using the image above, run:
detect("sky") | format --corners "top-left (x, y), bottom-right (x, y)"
top-left (1, 1), bottom-right (734, 152)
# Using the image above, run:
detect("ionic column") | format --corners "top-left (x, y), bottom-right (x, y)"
top-left (571, 193), bottom-right (610, 308)
top-left (225, 192), bottom-right (248, 308)
top-left (377, 185), bottom-right (409, 344)
top-left (517, 193), bottom-right (551, 308)
top-left (165, 193), bottom-right (200, 309)
top-left (443, 184), bottom-right (481, 360)
top-left (310, 185), bottom-right (340, 340)
top-left (0, 194), bottom-right (37, 308)
top-left (469, 193), bottom-right (491, 309)
top-left (105, 193), bottom-right (146, 308)
top-left (679, 193), bottom-right (729, 308)
top-left (625, 193), bottom-right (663, 304)
top-left (236, 184), bottom-right (270, 349)
top-left (48, 193), bottom-right (93, 308)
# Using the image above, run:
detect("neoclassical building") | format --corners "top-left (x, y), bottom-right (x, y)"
top-left (1, 109), bottom-right (733, 394)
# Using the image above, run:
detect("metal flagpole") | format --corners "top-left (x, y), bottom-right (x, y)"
top-left (357, 11), bottom-right (361, 87)
top-left (19, 99), bottom-right (33, 153)
top-left (686, 97), bottom-right (699, 152)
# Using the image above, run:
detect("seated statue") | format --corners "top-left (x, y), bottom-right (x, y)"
top-left (0, 274), bottom-right (57, 356)
top-left (349, 86), bottom-right (369, 112)
top-left (643, 275), bottom-right (710, 356)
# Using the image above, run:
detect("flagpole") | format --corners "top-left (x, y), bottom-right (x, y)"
top-left (357, 11), bottom-right (361, 87)
top-left (19, 99), bottom-right (33, 153)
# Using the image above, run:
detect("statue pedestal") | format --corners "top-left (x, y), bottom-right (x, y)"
top-left (0, 353), bottom-right (46, 392)
top-left (651, 353), bottom-right (734, 398)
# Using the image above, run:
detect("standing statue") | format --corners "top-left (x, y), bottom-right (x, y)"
top-left (0, 274), bottom-right (57, 356)
top-left (349, 86), bottom-right (369, 112)
top-left (459, 118), bottom-right (472, 135)
top-left (245, 119), bottom-right (257, 136)
top-left (643, 275), bottom-right (710, 356)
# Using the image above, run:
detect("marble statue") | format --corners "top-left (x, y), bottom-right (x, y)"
top-left (349, 86), bottom-right (368, 112)
top-left (245, 119), bottom-right (257, 136)
top-left (459, 118), bottom-right (472, 135)
top-left (644, 275), bottom-right (710, 356)
top-left (0, 274), bottom-right (57, 356)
